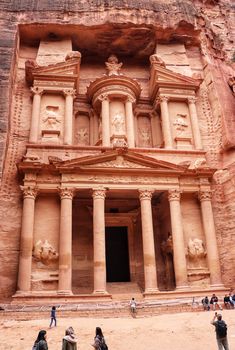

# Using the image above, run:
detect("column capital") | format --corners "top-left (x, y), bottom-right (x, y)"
top-left (139, 189), bottom-right (153, 201)
top-left (58, 187), bottom-right (74, 199)
top-left (63, 89), bottom-right (76, 98)
top-left (188, 97), bottom-right (197, 104)
top-left (198, 190), bottom-right (212, 201)
top-left (20, 185), bottom-right (38, 199)
top-left (125, 95), bottom-right (136, 104)
top-left (157, 95), bottom-right (169, 104)
top-left (98, 93), bottom-right (110, 102)
top-left (92, 187), bottom-right (106, 200)
top-left (168, 189), bottom-right (181, 201)
top-left (30, 86), bottom-right (43, 96)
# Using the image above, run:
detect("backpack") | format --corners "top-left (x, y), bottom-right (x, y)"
top-left (99, 337), bottom-right (108, 350)
top-left (216, 320), bottom-right (227, 338)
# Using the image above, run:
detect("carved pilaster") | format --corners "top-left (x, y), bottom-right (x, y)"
top-left (30, 86), bottom-right (43, 96)
top-left (63, 89), bottom-right (76, 98)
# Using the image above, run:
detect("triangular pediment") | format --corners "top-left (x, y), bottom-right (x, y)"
top-left (25, 57), bottom-right (80, 85)
top-left (55, 150), bottom-right (186, 173)
top-left (154, 65), bottom-right (200, 87)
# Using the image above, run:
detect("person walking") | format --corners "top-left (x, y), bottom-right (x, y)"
top-left (32, 330), bottom-right (48, 350)
top-left (62, 327), bottom-right (78, 350)
top-left (92, 327), bottom-right (108, 350)
top-left (49, 306), bottom-right (57, 328)
top-left (211, 313), bottom-right (229, 350)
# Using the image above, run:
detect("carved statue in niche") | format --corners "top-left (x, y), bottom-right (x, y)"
top-left (173, 114), bottom-right (188, 135)
top-left (33, 240), bottom-right (59, 265)
top-left (105, 55), bottom-right (123, 76)
top-left (139, 127), bottom-right (151, 147)
top-left (161, 234), bottom-right (173, 255)
top-left (187, 238), bottom-right (206, 262)
top-left (76, 128), bottom-right (89, 145)
top-left (112, 112), bottom-right (125, 134)
top-left (42, 106), bottom-right (61, 130)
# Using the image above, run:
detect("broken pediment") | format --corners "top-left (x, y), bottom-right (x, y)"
top-left (149, 54), bottom-right (201, 100)
top-left (25, 52), bottom-right (81, 86)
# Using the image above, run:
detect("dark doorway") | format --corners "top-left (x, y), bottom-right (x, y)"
top-left (105, 226), bottom-right (130, 282)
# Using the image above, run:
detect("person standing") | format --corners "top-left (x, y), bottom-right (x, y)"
top-left (49, 306), bottom-right (57, 328)
top-left (32, 330), bottom-right (48, 350)
top-left (92, 327), bottom-right (108, 350)
top-left (129, 297), bottom-right (137, 317)
top-left (62, 327), bottom-right (78, 350)
top-left (211, 313), bottom-right (229, 350)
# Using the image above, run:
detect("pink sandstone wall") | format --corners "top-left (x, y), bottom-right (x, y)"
top-left (0, 0), bottom-right (234, 300)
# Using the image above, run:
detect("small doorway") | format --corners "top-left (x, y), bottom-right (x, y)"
top-left (105, 226), bottom-right (130, 282)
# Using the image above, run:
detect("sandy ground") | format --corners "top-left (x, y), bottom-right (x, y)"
top-left (0, 310), bottom-right (235, 350)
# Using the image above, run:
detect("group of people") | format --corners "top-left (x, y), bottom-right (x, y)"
top-left (33, 326), bottom-right (108, 350)
top-left (202, 293), bottom-right (235, 311)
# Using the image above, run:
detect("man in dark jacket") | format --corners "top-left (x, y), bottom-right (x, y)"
top-left (211, 313), bottom-right (229, 350)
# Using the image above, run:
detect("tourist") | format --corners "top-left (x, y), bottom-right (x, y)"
top-left (62, 327), bottom-right (78, 350)
top-left (32, 330), bottom-right (48, 350)
top-left (224, 295), bottom-right (231, 309)
top-left (92, 327), bottom-right (108, 350)
top-left (210, 293), bottom-right (223, 311)
top-left (211, 313), bottom-right (229, 350)
top-left (129, 297), bottom-right (137, 317)
top-left (228, 292), bottom-right (235, 308)
top-left (202, 296), bottom-right (210, 311)
top-left (49, 306), bottom-right (57, 328)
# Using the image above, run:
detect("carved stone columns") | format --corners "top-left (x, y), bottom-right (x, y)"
top-left (125, 96), bottom-right (135, 148)
top-left (58, 187), bottom-right (74, 294)
top-left (198, 190), bottom-right (223, 287)
top-left (139, 189), bottom-right (159, 293)
top-left (17, 186), bottom-right (38, 292)
top-left (188, 97), bottom-right (203, 149)
top-left (92, 188), bottom-right (107, 294)
top-left (100, 95), bottom-right (110, 147)
top-left (64, 89), bottom-right (76, 145)
top-left (158, 96), bottom-right (173, 149)
top-left (29, 87), bottom-right (43, 143)
top-left (168, 189), bottom-right (189, 289)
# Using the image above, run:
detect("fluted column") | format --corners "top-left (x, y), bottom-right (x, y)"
top-left (125, 96), bottom-right (135, 148)
top-left (93, 188), bottom-right (107, 294)
top-left (188, 97), bottom-right (203, 149)
top-left (63, 89), bottom-right (76, 145)
top-left (99, 94), bottom-right (110, 147)
top-left (29, 87), bottom-right (43, 143)
top-left (139, 189), bottom-right (159, 293)
top-left (168, 189), bottom-right (188, 289)
top-left (198, 190), bottom-right (223, 287)
top-left (58, 187), bottom-right (74, 294)
top-left (158, 96), bottom-right (173, 148)
top-left (17, 186), bottom-right (38, 292)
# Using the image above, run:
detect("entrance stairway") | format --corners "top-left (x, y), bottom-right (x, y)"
top-left (106, 282), bottom-right (143, 300)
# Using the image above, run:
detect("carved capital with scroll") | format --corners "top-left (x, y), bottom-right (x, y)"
top-left (168, 189), bottom-right (181, 201)
top-left (198, 190), bottom-right (212, 202)
top-left (63, 89), bottom-right (76, 98)
top-left (139, 189), bottom-right (153, 201)
top-left (92, 187), bottom-right (106, 200)
top-left (20, 185), bottom-right (38, 199)
top-left (58, 187), bottom-right (74, 199)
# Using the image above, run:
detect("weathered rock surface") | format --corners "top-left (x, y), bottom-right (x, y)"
top-left (0, 0), bottom-right (234, 300)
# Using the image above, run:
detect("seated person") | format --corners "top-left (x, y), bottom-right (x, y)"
top-left (202, 296), bottom-right (210, 311)
top-left (210, 293), bottom-right (223, 311)
top-left (224, 294), bottom-right (231, 309)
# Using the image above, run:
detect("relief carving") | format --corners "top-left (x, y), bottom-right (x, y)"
top-left (112, 112), bottom-right (126, 134)
top-left (173, 114), bottom-right (188, 135)
top-left (161, 234), bottom-right (173, 255)
top-left (76, 128), bottom-right (89, 145)
top-left (187, 238), bottom-right (206, 268)
top-left (33, 240), bottom-right (59, 265)
top-left (42, 106), bottom-right (61, 131)
top-left (138, 127), bottom-right (151, 147)
top-left (105, 55), bottom-right (123, 76)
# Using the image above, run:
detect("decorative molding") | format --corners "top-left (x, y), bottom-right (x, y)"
top-left (198, 190), bottom-right (212, 201)
top-left (139, 189), bottom-right (153, 200)
top-left (58, 187), bottom-right (74, 199)
top-left (92, 187), bottom-right (106, 200)
top-left (20, 185), bottom-right (38, 199)
top-left (168, 189), bottom-right (181, 201)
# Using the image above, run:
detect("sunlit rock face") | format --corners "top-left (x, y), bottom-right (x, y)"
top-left (0, 0), bottom-right (234, 301)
